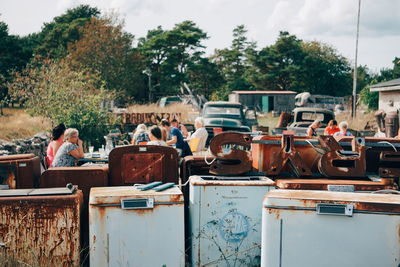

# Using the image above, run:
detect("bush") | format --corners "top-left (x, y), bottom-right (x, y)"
top-left (360, 87), bottom-right (378, 111)
top-left (8, 58), bottom-right (114, 148)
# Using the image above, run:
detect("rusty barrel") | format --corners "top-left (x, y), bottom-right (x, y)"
top-left (384, 111), bottom-right (399, 138)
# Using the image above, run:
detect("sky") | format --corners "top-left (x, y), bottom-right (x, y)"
top-left (1, 0), bottom-right (399, 72)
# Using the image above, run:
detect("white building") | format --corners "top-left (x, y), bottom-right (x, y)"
top-left (370, 78), bottom-right (400, 113)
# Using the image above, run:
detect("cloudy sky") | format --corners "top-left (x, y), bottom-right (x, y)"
top-left (1, 0), bottom-right (399, 72)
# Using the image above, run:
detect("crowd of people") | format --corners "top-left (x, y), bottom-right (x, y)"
top-left (45, 117), bottom-right (209, 168)
top-left (307, 119), bottom-right (352, 137)
top-left (131, 117), bottom-right (209, 157)
top-left (45, 116), bottom-right (358, 168)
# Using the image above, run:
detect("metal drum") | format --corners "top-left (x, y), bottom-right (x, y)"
top-left (384, 111), bottom-right (399, 138)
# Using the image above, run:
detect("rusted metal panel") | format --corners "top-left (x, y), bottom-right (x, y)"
top-left (252, 135), bottom-right (321, 176)
top-left (0, 153), bottom-right (40, 189)
top-left (180, 155), bottom-right (213, 183)
top-left (121, 153), bottom-right (164, 184)
top-left (336, 136), bottom-right (400, 173)
top-left (318, 136), bottom-right (366, 178)
top-left (266, 189), bottom-right (400, 212)
top-left (189, 176), bottom-right (275, 266)
top-left (89, 186), bottom-right (184, 267)
top-left (379, 151), bottom-right (400, 178)
top-left (276, 178), bottom-right (397, 191)
top-left (262, 189), bottom-right (400, 267)
top-left (40, 166), bottom-right (109, 262)
top-left (267, 134), bottom-right (312, 177)
top-left (40, 166), bottom-right (109, 203)
top-left (0, 189), bottom-right (83, 266)
top-left (108, 145), bottom-right (179, 185)
top-left (208, 132), bottom-right (253, 175)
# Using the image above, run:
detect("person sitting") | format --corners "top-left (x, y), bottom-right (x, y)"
top-left (160, 119), bottom-right (171, 141)
top-left (334, 121), bottom-right (353, 137)
top-left (147, 126), bottom-right (168, 146)
top-left (131, 124), bottom-right (150, 145)
top-left (187, 117), bottom-right (208, 152)
top-left (46, 123), bottom-right (66, 167)
top-left (324, 120), bottom-right (340, 135)
top-left (306, 119), bottom-right (322, 137)
top-left (52, 128), bottom-right (84, 167)
top-left (165, 120), bottom-right (192, 157)
top-left (171, 118), bottom-right (189, 137)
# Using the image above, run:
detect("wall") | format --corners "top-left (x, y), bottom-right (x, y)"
top-left (0, 133), bottom-right (49, 157)
top-left (378, 91), bottom-right (400, 113)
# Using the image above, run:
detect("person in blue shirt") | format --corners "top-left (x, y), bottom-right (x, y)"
top-left (166, 122), bottom-right (185, 155)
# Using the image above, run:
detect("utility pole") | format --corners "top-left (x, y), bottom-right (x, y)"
top-left (143, 68), bottom-right (153, 102)
top-left (352, 0), bottom-right (361, 118)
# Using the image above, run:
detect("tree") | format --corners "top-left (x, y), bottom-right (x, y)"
top-left (360, 87), bottom-right (378, 111)
top-left (392, 57), bottom-right (400, 78)
top-left (67, 15), bottom-right (145, 103)
top-left (138, 21), bottom-right (208, 100)
top-left (35, 5), bottom-right (100, 59)
top-left (0, 21), bottom-right (39, 112)
top-left (186, 57), bottom-right (225, 99)
top-left (247, 31), bottom-right (305, 91)
top-left (211, 25), bottom-right (256, 99)
top-left (8, 58), bottom-right (113, 148)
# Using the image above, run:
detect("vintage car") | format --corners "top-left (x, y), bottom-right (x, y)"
top-left (273, 107), bottom-right (335, 136)
top-left (202, 101), bottom-right (258, 143)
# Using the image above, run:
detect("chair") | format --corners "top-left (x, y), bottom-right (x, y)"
top-left (189, 138), bottom-right (200, 152)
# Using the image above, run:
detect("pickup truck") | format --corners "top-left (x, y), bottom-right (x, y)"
top-left (274, 107), bottom-right (335, 136)
top-left (202, 101), bottom-right (258, 143)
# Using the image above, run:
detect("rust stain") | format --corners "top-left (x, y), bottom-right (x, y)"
top-left (0, 190), bottom-right (82, 266)
top-left (108, 145), bottom-right (179, 186)
top-left (276, 179), bottom-right (397, 191)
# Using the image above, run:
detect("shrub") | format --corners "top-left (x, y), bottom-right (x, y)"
top-left (8, 58), bottom-right (114, 148)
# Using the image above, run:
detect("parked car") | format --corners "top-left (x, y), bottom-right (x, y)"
top-left (273, 107), bottom-right (335, 136)
top-left (158, 96), bottom-right (183, 107)
top-left (202, 101), bottom-right (258, 143)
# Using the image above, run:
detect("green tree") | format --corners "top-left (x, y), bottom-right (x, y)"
top-left (35, 5), bottom-right (100, 59)
top-left (247, 31), bottom-right (305, 91)
top-left (392, 57), bottom-right (400, 78)
top-left (360, 87), bottom-right (378, 111)
top-left (138, 21), bottom-right (208, 100)
top-left (8, 59), bottom-right (113, 148)
top-left (0, 21), bottom-right (39, 112)
top-left (67, 15), bottom-right (145, 103)
top-left (211, 25), bottom-right (256, 99)
top-left (186, 57), bottom-right (224, 99)
top-left (301, 41), bottom-right (352, 96)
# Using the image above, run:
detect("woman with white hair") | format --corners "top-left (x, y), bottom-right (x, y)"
top-left (187, 117), bottom-right (208, 152)
top-left (131, 124), bottom-right (150, 145)
top-left (52, 128), bottom-right (84, 167)
top-left (334, 121), bottom-right (352, 136)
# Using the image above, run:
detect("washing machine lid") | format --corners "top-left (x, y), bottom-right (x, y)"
top-left (89, 186), bottom-right (183, 206)
top-left (189, 175), bottom-right (276, 186)
top-left (264, 189), bottom-right (400, 214)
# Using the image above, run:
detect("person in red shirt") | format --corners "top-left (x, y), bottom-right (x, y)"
top-left (324, 120), bottom-right (340, 135)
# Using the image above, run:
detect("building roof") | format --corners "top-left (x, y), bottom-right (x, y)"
top-left (231, 90), bottom-right (297, 95)
top-left (370, 78), bottom-right (400, 92)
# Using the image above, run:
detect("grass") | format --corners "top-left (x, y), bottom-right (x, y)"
top-left (0, 108), bottom-right (52, 141)
top-left (257, 112), bottom-right (281, 134)
top-left (335, 110), bottom-right (376, 131)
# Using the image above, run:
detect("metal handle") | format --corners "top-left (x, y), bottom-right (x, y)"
top-left (121, 198), bottom-right (154, 210)
top-left (316, 203), bottom-right (353, 216)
